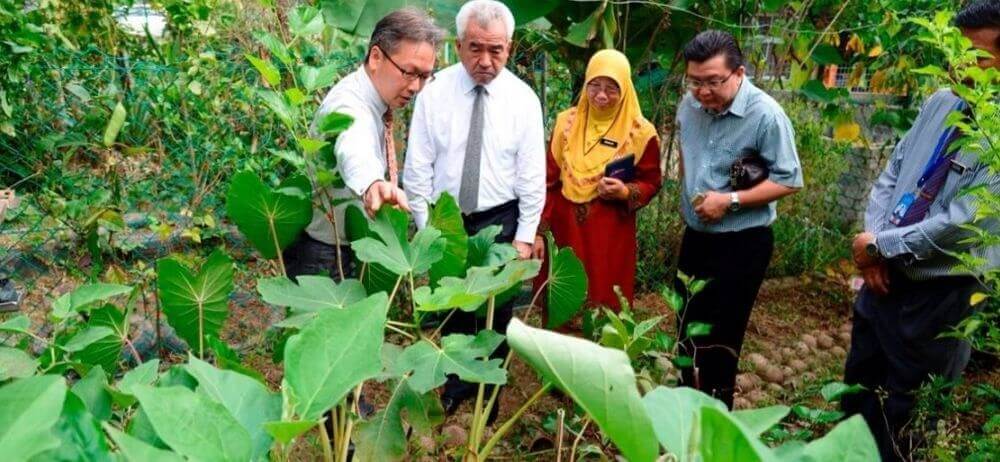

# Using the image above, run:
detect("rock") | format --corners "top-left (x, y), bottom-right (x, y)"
top-left (767, 383), bottom-right (784, 394)
top-left (442, 425), bottom-right (467, 448)
top-left (736, 373), bottom-right (759, 391)
top-left (801, 372), bottom-right (816, 383)
top-left (790, 359), bottom-right (809, 373)
top-left (840, 322), bottom-right (853, 333)
top-left (734, 397), bottom-right (752, 410)
top-left (781, 347), bottom-right (796, 360)
top-left (817, 334), bottom-right (835, 349)
top-left (770, 348), bottom-right (784, 364)
top-left (801, 334), bottom-right (818, 350)
top-left (747, 389), bottom-right (767, 404)
top-left (816, 350), bottom-right (832, 363)
top-left (655, 356), bottom-right (674, 373)
top-left (761, 365), bottom-right (784, 384)
top-left (838, 331), bottom-right (852, 344)
top-left (747, 352), bottom-right (769, 371)
top-left (831, 346), bottom-right (847, 357)
top-left (417, 435), bottom-right (436, 453)
top-left (795, 341), bottom-right (811, 356)
top-left (781, 366), bottom-right (795, 383)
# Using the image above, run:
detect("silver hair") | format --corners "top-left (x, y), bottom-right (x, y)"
top-left (455, 0), bottom-right (515, 41)
top-left (367, 7), bottom-right (445, 61)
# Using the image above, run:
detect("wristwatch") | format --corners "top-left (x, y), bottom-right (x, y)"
top-left (865, 241), bottom-right (881, 259)
top-left (728, 192), bottom-right (741, 212)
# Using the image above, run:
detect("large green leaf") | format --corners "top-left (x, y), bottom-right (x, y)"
top-left (185, 356), bottom-right (281, 461)
top-left (226, 171), bottom-right (313, 260)
top-left (394, 331), bottom-right (507, 394)
top-left (698, 407), bottom-right (776, 462)
top-left (345, 204), bottom-right (407, 294)
top-left (800, 415), bottom-right (879, 461)
top-left (506, 318), bottom-right (659, 462)
top-left (501, 0), bottom-right (561, 24)
top-left (0, 346), bottom-right (38, 380)
top-left (428, 192), bottom-right (468, 285)
top-left (414, 260), bottom-right (540, 312)
top-left (70, 366), bottom-right (112, 421)
top-left (62, 326), bottom-right (115, 352)
top-left (732, 405), bottom-right (790, 437)
top-left (105, 424), bottom-right (184, 462)
top-left (466, 225), bottom-right (517, 269)
top-left (354, 377), bottom-right (444, 462)
top-left (111, 359), bottom-right (161, 407)
top-left (289, 5), bottom-right (325, 36)
top-left (51, 283), bottom-right (132, 320)
top-left (263, 420), bottom-right (318, 445)
top-left (810, 43), bottom-right (845, 65)
top-left (642, 386), bottom-right (726, 461)
top-left (284, 293), bottom-right (388, 420)
top-left (545, 233), bottom-right (587, 329)
top-left (299, 64), bottom-right (341, 93)
top-left (0, 375), bottom-right (67, 460)
top-left (257, 275), bottom-right (366, 317)
top-left (73, 305), bottom-right (126, 374)
top-left (132, 385), bottom-right (252, 462)
top-left (319, 0), bottom-right (461, 38)
top-left (351, 207), bottom-right (445, 277)
top-left (29, 393), bottom-right (112, 462)
top-left (157, 249), bottom-right (234, 357)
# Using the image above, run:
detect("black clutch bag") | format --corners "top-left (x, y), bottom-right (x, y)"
top-left (604, 154), bottom-right (636, 183)
top-left (730, 147), bottom-right (769, 190)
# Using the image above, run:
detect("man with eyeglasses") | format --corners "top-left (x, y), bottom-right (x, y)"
top-left (673, 30), bottom-right (803, 408)
top-left (284, 8), bottom-right (443, 282)
top-left (403, 0), bottom-right (545, 422)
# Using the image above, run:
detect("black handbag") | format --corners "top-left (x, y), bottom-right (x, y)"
top-left (730, 147), bottom-right (769, 190)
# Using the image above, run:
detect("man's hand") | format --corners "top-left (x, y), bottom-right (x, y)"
top-left (852, 232), bottom-right (890, 296)
top-left (694, 191), bottom-right (729, 223)
top-left (532, 234), bottom-right (546, 260)
top-left (363, 180), bottom-right (411, 217)
top-left (598, 177), bottom-right (630, 201)
top-left (513, 240), bottom-right (533, 260)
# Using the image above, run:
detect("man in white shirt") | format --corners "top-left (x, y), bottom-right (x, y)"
top-left (283, 8), bottom-right (444, 281)
top-left (403, 0), bottom-right (545, 420)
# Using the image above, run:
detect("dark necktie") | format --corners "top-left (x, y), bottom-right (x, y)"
top-left (896, 128), bottom-right (962, 227)
top-left (460, 85), bottom-right (485, 214)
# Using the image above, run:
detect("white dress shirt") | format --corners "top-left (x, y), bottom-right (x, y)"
top-left (304, 67), bottom-right (389, 245)
top-left (404, 64), bottom-right (545, 243)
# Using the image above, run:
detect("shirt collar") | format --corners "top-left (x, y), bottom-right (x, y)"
top-left (357, 66), bottom-right (389, 116)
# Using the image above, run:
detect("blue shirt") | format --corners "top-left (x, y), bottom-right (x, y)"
top-left (676, 78), bottom-right (803, 232)
top-left (867, 89), bottom-right (1000, 280)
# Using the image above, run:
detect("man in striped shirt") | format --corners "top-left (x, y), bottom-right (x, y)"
top-left (844, 2), bottom-right (1000, 460)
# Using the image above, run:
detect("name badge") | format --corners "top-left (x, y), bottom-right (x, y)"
top-left (889, 192), bottom-right (915, 225)
top-left (599, 138), bottom-right (618, 148)
top-left (949, 158), bottom-right (968, 175)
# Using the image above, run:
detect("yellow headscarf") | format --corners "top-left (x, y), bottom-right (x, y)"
top-left (551, 49), bottom-right (659, 204)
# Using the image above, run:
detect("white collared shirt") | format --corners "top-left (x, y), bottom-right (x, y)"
top-left (404, 64), bottom-right (545, 243)
top-left (304, 67), bottom-right (389, 245)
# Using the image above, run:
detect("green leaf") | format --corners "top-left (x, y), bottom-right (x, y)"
top-left (263, 420), bottom-right (318, 445)
top-left (545, 233), bottom-right (587, 329)
top-left (732, 405), bottom-right (790, 436)
top-left (0, 315), bottom-right (31, 334)
top-left (354, 378), bottom-right (444, 461)
top-left (0, 347), bottom-right (38, 380)
top-left (104, 424), bottom-right (184, 462)
top-left (185, 356), bottom-right (281, 461)
top-left (245, 54), bottom-right (281, 87)
top-left (112, 359), bottom-right (161, 407)
top-left (73, 306), bottom-right (126, 374)
top-left (686, 322), bottom-right (713, 338)
top-left (506, 319), bottom-right (659, 462)
top-left (253, 31), bottom-right (292, 66)
top-left (132, 385), bottom-right (252, 462)
top-left (500, 0), bottom-right (560, 24)
top-left (819, 381), bottom-right (866, 403)
top-left (316, 110), bottom-right (354, 136)
top-left (51, 283), bottom-right (132, 320)
top-left (300, 64), bottom-right (340, 92)
top-left (800, 414), bottom-right (879, 461)
top-left (62, 326), bottom-right (115, 352)
top-left (70, 366), bottom-right (112, 421)
top-left (30, 393), bottom-right (112, 462)
top-left (257, 275), bottom-right (366, 315)
top-left (205, 335), bottom-right (266, 384)
top-left (394, 331), bottom-right (507, 394)
top-left (642, 386), bottom-right (726, 462)
top-left (289, 5), bottom-right (325, 36)
top-left (466, 225), bottom-right (517, 269)
top-left (256, 89), bottom-right (297, 129)
top-left (428, 192), bottom-right (468, 285)
top-left (415, 260), bottom-right (539, 313)
top-left (810, 43), bottom-right (845, 65)
top-left (103, 102), bottom-right (127, 147)
top-left (284, 293), bottom-right (388, 420)
top-left (351, 207), bottom-right (445, 276)
top-left (157, 249), bottom-right (234, 357)
top-left (799, 80), bottom-right (847, 104)
top-left (698, 406), bottom-right (776, 461)
top-left (0, 375), bottom-right (67, 460)
top-left (564, 4), bottom-right (605, 48)
top-left (345, 205), bottom-right (404, 294)
top-left (226, 172), bottom-right (313, 260)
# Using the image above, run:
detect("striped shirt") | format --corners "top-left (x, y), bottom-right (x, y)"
top-left (676, 78), bottom-right (804, 233)
top-left (867, 89), bottom-right (1000, 280)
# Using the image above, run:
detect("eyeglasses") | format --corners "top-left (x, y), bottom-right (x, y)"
top-left (586, 81), bottom-right (621, 97)
top-left (685, 71), bottom-right (736, 90)
top-left (376, 45), bottom-right (434, 83)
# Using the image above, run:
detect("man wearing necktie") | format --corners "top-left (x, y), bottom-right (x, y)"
top-left (845, 2), bottom-right (1000, 460)
top-left (403, 0), bottom-right (545, 421)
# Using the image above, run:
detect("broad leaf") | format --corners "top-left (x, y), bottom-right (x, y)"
top-left (157, 249), bottom-right (234, 357)
top-left (732, 405), bottom-right (790, 436)
top-left (506, 319), bottom-right (659, 462)
top-left (263, 421), bottom-right (318, 445)
top-left (0, 375), bottom-right (67, 460)
top-left (500, 0), bottom-right (560, 24)
top-left (428, 192), bottom-right (468, 285)
top-left (698, 407), bottom-right (776, 461)
top-left (394, 331), bottom-right (507, 394)
top-left (289, 5), bottom-right (325, 36)
top-left (245, 54), bottom-right (280, 87)
top-left (226, 172), bottom-right (313, 260)
top-left (299, 64), bottom-right (340, 92)
top-left (800, 415), bottom-right (879, 461)
top-left (316, 111), bottom-right (354, 136)
top-left (284, 293), bottom-right (388, 420)
top-left (51, 283), bottom-right (132, 320)
top-left (185, 356), bottom-right (281, 461)
top-left (257, 275), bottom-right (366, 314)
top-left (642, 386), bottom-right (726, 461)
top-left (820, 381), bottom-right (866, 403)
top-left (354, 377), bottom-right (444, 461)
top-left (0, 314), bottom-right (31, 334)
top-left (73, 305), bottom-right (126, 374)
top-left (62, 326), bottom-right (115, 352)
top-left (30, 393), bottom-right (112, 462)
top-left (545, 233), bottom-right (587, 329)
top-left (104, 425), bottom-right (184, 462)
top-left (111, 359), bottom-right (160, 407)
top-left (132, 385), bottom-right (252, 462)
top-left (0, 347), bottom-right (38, 380)
top-left (811, 43), bottom-right (845, 65)
top-left (414, 260), bottom-right (540, 312)
top-left (351, 207), bottom-right (445, 276)
top-left (466, 225), bottom-right (517, 269)
top-left (319, 0), bottom-right (460, 38)
top-left (70, 366), bottom-right (112, 421)
top-left (103, 102), bottom-right (127, 147)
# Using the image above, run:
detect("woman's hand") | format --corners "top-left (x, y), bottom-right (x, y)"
top-left (533, 234), bottom-right (545, 260)
top-left (597, 177), bottom-right (629, 201)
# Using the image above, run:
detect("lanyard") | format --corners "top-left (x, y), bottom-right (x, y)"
top-left (916, 100), bottom-right (966, 188)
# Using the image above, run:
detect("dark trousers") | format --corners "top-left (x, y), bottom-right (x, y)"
top-left (842, 269), bottom-right (977, 462)
top-left (441, 200), bottom-right (519, 404)
top-left (675, 226), bottom-right (774, 408)
top-left (283, 232), bottom-right (356, 281)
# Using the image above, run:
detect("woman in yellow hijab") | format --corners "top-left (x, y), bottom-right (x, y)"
top-left (535, 49), bottom-right (662, 314)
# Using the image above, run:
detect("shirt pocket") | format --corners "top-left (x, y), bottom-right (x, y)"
top-left (933, 155), bottom-right (973, 212)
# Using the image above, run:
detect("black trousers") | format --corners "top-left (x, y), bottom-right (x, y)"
top-left (283, 232), bottom-right (356, 281)
top-left (675, 226), bottom-right (774, 408)
top-left (841, 269), bottom-right (977, 462)
top-left (441, 200), bottom-right (519, 402)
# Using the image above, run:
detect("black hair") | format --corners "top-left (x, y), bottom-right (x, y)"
top-left (365, 8), bottom-right (444, 63)
top-left (682, 30), bottom-right (744, 70)
top-left (955, 0), bottom-right (1000, 48)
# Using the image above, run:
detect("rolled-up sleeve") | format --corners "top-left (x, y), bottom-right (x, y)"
top-left (757, 111), bottom-right (803, 188)
top-left (514, 94), bottom-right (546, 243)
top-left (404, 93), bottom-right (435, 229)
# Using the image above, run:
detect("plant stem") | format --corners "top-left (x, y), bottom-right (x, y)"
top-left (478, 382), bottom-right (552, 459)
top-left (268, 218), bottom-right (288, 277)
top-left (469, 296), bottom-right (498, 453)
top-left (569, 417), bottom-right (592, 462)
top-left (555, 409), bottom-right (565, 462)
top-left (318, 417), bottom-right (334, 462)
top-left (386, 323), bottom-right (415, 340)
top-left (338, 383), bottom-right (364, 462)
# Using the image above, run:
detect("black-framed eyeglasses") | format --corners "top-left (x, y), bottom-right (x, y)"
top-left (376, 45), bottom-right (434, 83)
top-left (685, 70), bottom-right (736, 90)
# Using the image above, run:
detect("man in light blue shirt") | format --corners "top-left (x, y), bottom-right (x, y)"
top-left (673, 30), bottom-right (802, 408)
